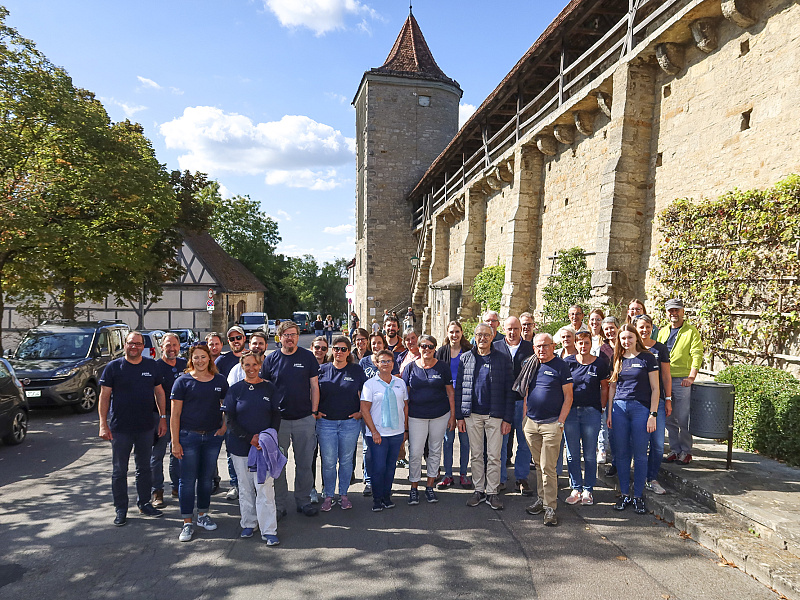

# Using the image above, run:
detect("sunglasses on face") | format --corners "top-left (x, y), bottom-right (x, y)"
top-left (313, 345), bottom-right (328, 351)
top-left (332, 347), bottom-right (348, 353)
top-left (378, 359), bottom-right (393, 365)
top-left (228, 335), bottom-right (243, 342)
top-left (419, 344), bottom-right (435, 350)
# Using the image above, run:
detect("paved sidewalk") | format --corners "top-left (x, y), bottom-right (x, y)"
top-left (599, 440), bottom-right (800, 599)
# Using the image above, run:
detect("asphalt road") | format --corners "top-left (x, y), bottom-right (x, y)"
top-left (0, 343), bottom-right (780, 600)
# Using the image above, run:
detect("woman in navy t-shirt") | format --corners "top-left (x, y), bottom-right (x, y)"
top-left (222, 351), bottom-right (282, 544)
top-left (433, 321), bottom-right (473, 489)
top-left (170, 344), bottom-right (229, 542)
top-left (563, 330), bottom-right (610, 507)
top-left (634, 314), bottom-right (672, 496)
top-left (317, 336), bottom-right (367, 511)
top-left (608, 325), bottom-right (659, 515)
top-left (402, 334), bottom-right (455, 505)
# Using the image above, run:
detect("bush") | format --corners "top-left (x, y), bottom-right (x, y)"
top-left (715, 365), bottom-right (800, 466)
top-left (470, 264), bottom-right (505, 313)
top-left (541, 247), bottom-right (591, 325)
top-left (460, 318), bottom-right (479, 343)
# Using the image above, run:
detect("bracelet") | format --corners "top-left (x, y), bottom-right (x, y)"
top-left (665, 396), bottom-right (672, 401)
top-left (160, 415), bottom-right (167, 419)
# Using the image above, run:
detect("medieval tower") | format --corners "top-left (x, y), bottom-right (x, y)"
top-left (352, 11), bottom-right (461, 326)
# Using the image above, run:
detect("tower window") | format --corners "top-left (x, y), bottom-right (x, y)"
top-left (418, 95), bottom-right (431, 107)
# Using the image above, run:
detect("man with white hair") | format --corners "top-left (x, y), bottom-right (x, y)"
top-left (518, 332), bottom-right (573, 526)
top-left (471, 310), bottom-right (504, 344)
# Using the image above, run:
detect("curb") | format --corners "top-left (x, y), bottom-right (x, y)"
top-left (596, 468), bottom-right (800, 600)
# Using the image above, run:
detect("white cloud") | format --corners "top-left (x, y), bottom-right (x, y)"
top-left (323, 223), bottom-right (354, 235)
top-left (325, 92), bottom-right (349, 104)
top-left (170, 87), bottom-right (184, 96)
top-left (159, 106), bottom-right (355, 190)
top-left (137, 76), bottom-right (162, 90)
top-left (277, 209), bottom-right (292, 221)
top-left (103, 97), bottom-right (147, 118)
top-left (459, 103), bottom-right (477, 129)
top-left (264, 0), bottom-right (378, 35)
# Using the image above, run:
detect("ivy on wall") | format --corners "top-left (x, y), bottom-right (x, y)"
top-left (652, 175), bottom-right (800, 368)
top-left (541, 247), bottom-right (592, 325)
top-left (470, 264), bottom-right (505, 313)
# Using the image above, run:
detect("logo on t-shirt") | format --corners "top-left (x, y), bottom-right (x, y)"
top-left (631, 363), bottom-right (643, 368)
top-left (141, 372), bottom-right (152, 377)
top-left (215, 387), bottom-right (223, 392)
top-left (543, 370), bottom-right (556, 377)
top-left (430, 374), bottom-right (441, 379)
top-left (344, 376), bottom-right (354, 382)
top-left (294, 363), bottom-right (304, 368)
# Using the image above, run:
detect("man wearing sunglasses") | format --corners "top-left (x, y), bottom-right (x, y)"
top-left (215, 326), bottom-right (249, 500)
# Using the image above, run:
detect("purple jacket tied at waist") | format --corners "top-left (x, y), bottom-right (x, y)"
top-left (247, 428), bottom-right (287, 483)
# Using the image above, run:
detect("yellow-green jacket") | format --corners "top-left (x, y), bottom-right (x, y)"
top-left (656, 321), bottom-right (703, 378)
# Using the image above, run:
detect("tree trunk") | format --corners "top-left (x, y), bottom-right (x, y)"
top-left (136, 284), bottom-right (145, 329)
top-left (62, 282), bottom-right (76, 320)
top-left (0, 277), bottom-right (5, 356)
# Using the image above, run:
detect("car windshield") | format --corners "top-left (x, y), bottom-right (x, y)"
top-left (241, 316), bottom-right (266, 325)
top-left (174, 331), bottom-right (189, 342)
top-left (16, 331), bottom-right (94, 359)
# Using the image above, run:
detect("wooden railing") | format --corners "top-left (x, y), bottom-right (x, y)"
top-left (411, 0), bottom-right (682, 229)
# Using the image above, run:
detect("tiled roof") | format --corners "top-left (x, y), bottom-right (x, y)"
top-left (184, 231), bottom-right (267, 293)
top-left (372, 12), bottom-right (460, 89)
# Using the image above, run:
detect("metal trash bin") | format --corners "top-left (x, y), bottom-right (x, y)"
top-left (690, 381), bottom-right (735, 468)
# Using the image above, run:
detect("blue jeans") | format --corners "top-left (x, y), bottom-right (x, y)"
top-left (564, 406), bottom-right (602, 492)
top-left (500, 400), bottom-right (532, 482)
top-left (111, 428), bottom-right (153, 511)
top-left (317, 418), bottom-right (361, 497)
top-left (150, 414), bottom-right (180, 492)
top-left (178, 430), bottom-right (224, 518)
top-left (442, 428), bottom-right (470, 477)
top-left (325, 331), bottom-right (333, 345)
top-left (612, 399), bottom-right (650, 498)
top-left (647, 398), bottom-right (667, 481)
top-left (365, 433), bottom-right (404, 503)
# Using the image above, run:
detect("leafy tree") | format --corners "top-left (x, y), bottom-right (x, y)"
top-left (282, 255), bottom-right (319, 312)
top-left (541, 247), bottom-right (592, 324)
top-left (314, 258), bottom-right (348, 319)
top-left (470, 264), bottom-right (505, 313)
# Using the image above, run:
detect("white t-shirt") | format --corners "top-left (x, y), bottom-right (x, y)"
top-left (506, 340), bottom-right (520, 360)
top-left (227, 364), bottom-right (245, 386)
top-left (362, 376), bottom-right (408, 437)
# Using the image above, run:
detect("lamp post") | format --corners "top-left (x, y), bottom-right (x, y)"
top-left (410, 255), bottom-right (420, 269)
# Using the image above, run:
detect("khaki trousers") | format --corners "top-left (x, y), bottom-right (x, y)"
top-left (464, 413), bottom-right (503, 494)
top-left (524, 419), bottom-right (563, 509)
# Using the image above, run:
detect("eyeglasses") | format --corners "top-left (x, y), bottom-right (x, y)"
top-left (474, 333), bottom-right (492, 339)
top-left (126, 342), bottom-right (144, 347)
top-left (332, 347), bottom-right (348, 353)
top-left (378, 359), bottom-right (393, 365)
top-left (281, 333), bottom-right (298, 339)
top-left (485, 319), bottom-right (499, 324)
top-left (313, 345), bottom-right (328, 351)
top-left (228, 335), bottom-right (243, 341)
top-left (534, 343), bottom-right (552, 349)
top-left (419, 344), bottom-right (435, 350)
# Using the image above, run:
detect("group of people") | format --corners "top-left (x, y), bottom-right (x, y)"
top-left (99, 298), bottom-right (702, 543)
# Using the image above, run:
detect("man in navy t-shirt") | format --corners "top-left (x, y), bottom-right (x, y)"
top-left (98, 331), bottom-right (167, 527)
top-left (149, 332), bottom-right (187, 508)
top-left (522, 332), bottom-right (573, 526)
top-left (259, 320), bottom-right (321, 517)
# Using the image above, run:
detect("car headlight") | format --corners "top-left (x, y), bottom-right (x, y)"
top-left (54, 366), bottom-right (81, 378)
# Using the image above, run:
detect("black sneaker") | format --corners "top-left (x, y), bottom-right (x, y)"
top-left (466, 491), bottom-right (486, 507)
top-left (382, 498), bottom-right (396, 509)
top-left (605, 464), bottom-right (618, 477)
top-left (363, 484), bottom-right (372, 497)
top-left (372, 501), bottom-right (383, 512)
top-left (297, 503), bottom-right (319, 517)
top-left (408, 488), bottom-right (420, 505)
top-left (138, 502), bottom-right (163, 517)
top-left (424, 487), bottom-right (438, 503)
top-left (113, 509), bottom-right (127, 527)
top-left (614, 495), bottom-right (632, 511)
top-left (633, 497), bottom-right (647, 514)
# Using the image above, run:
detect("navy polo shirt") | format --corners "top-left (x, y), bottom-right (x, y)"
top-left (215, 352), bottom-right (241, 378)
top-left (100, 357), bottom-right (163, 434)
top-left (614, 352), bottom-right (659, 407)
top-left (648, 341), bottom-right (671, 399)
top-left (222, 379), bottom-right (281, 456)
top-left (259, 347), bottom-right (320, 420)
top-left (526, 356), bottom-right (573, 422)
top-left (402, 360), bottom-right (452, 420)
top-left (472, 354), bottom-right (493, 415)
top-left (564, 354), bottom-right (610, 411)
top-left (154, 357), bottom-right (187, 414)
top-left (318, 362), bottom-right (368, 420)
top-left (171, 374), bottom-right (228, 432)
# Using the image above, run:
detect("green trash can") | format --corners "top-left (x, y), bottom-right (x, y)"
top-left (690, 381), bottom-right (735, 468)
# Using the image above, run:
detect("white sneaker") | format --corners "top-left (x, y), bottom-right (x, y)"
top-left (581, 490), bottom-right (594, 505)
top-left (565, 489), bottom-right (582, 505)
top-left (179, 523), bottom-right (194, 542)
top-left (597, 451), bottom-right (607, 464)
top-left (196, 514), bottom-right (217, 531)
top-left (647, 480), bottom-right (667, 495)
top-left (226, 487), bottom-right (239, 501)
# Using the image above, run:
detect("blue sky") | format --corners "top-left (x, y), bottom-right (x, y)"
top-left (5, 1), bottom-right (563, 263)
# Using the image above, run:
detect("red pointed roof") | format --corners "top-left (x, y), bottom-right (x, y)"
top-left (371, 12), bottom-right (459, 89)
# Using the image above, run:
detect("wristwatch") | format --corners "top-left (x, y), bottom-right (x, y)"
top-left (649, 411), bottom-right (658, 418)
top-left (160, 415), bottom-right (167, 419)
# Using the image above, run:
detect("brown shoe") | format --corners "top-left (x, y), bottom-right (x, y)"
top-left (151, 489), bottom-right (165, 509)
top-left (171, 488), bottom-right (179, 498)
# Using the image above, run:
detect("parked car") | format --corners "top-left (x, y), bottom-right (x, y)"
top-left (292, 311), bottom-right (313, 334)
top-left (267, 320), bottom-right (278, 336)
top-left (170, 328), bottom-right (199, 355)
top-left (139, 330), bottom-right (166, 360)
top-left (0, 357), bottom-right (28, 445)
top-left (9, 320), bottom-right (130, 413)
top-left (238, 312), bottom-right (270, 335)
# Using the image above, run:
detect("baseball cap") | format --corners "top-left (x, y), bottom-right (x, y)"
top-left (227, 325), bottom-right (245, 337)
top-left (664, 298), bottom-right (685, 310)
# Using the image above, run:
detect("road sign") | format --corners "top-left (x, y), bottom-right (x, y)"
top-left (207, 299), bottom-right (214, 313)
top-left (345, 284), bottom-right (354, 293)
top-left (207, 288), bottom-right (214, 299)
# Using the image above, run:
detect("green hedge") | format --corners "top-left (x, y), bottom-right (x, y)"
top-left (715, 365), bottom-right (800, 466)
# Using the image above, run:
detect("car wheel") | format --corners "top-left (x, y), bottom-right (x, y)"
top-left (2, 408), bottom-right (28, 445)
top-left (73, 383), bottom-right (98, 414)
